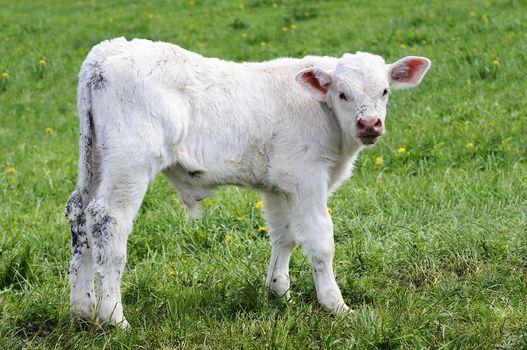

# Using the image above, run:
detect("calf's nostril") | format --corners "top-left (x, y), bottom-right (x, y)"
top-left (374, 119), bottom-right (382, 127)
top-left (356, 120), bottom-right (365, 129)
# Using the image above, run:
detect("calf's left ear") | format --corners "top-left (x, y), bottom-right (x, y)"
top-left (388, 56), bottom-right (431, 89)
top-left (295, 67), bottom-right (332, 102)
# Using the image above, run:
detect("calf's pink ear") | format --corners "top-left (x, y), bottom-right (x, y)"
top-left (295, 67), bottom-right (332, 102)
top-left (388, 56), bottom-right (431, 89)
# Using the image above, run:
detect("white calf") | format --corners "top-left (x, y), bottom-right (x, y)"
top-left (65, 37), bottom-right (431, 327)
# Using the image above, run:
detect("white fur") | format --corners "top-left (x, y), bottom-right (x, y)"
top-left (65, 37), bottom-right (431, 327)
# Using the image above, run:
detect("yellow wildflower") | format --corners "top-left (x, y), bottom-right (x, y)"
top-left (282, 27), bottom-right (288, 32)
top-left (241, 32), bottom-right (247, 38)
top-left (400, 44), bottom-right (406, 49)
top-left (236, 215), bottom-right (243, 221)
top-left (304, 12), bottom-right (309, 17)
top-left (5, 167), bottom-right (16, 174)
top-left (2, 72), bottom-right (8, 79)
top-left (290, 24), bottom-right (296, 30)
top-left (255, 200), bottom-right (263, 209)
top-left (398, 147), bottom-right (407, 154)
top-left (469, 11), bottom-right (476, 17)
top-left (39, 59), bottom-right (46, 66)
top-left (410, 47), bottom-right (416, 52)
top-left (45, 127), bottom-right (53, 135)
top-left (225, 235), bottom-right (234, 244)
top-left (239, 3), bottom-right (245, 11)
top-left (374, 157), bottom-right (384, 165)
top-left (327, 207), bottom-right (333, 216)
top-left (259, 41), bottom-right (267, 47)
top-left (466, 143), bottom-right (475, 148)
top-left (492, 59), bottom-right (500, 65)
top-left (272, 3), bottom-right (277, 8)
top-left (188, 0), bottom-right (195, 5)
top-left (258, 225), bottom-right (268, 232)
top-left (168, 271), bottom-right (177, 277)
top-left (421, 39), bottom-right (428, 45)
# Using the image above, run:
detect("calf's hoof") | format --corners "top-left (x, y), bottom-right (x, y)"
top-left (98, 315), bottom-right (130, 329)
top-left (331, 303), bottom-right (355, 318)
top-left (267, 278), bottom-right (291, 301)
top-left (70, 303), bottom-right (95, 322)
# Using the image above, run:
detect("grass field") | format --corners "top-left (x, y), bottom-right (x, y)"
top-left (1, 0), bottom-right (526, 348)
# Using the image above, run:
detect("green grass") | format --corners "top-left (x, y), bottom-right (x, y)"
top-left (1, 0), bottom-right (526, 348)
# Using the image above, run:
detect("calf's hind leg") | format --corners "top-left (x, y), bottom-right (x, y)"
top-left (66, 188), bottom-right (96, 321)
top-left (86, 168), bottom-right (150, 328)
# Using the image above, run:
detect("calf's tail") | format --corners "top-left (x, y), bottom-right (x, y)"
top-left (75, 61), bottom-right (98, 198)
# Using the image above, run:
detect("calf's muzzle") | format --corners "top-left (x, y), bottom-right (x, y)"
top-left (356, 117), bottom-right (384, 145)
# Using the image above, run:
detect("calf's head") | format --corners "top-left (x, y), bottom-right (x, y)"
top-left (295, 52), bottom-right (431, 145)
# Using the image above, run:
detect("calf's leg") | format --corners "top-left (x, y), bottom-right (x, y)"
top-left (66, 189), bottom-right (96, 321)
top-left (86, 170), bottom-right (149, 328)
top-left (262, 192), bottom-right (296, 299)
top-left (289, 187), bottom-right (349, 313)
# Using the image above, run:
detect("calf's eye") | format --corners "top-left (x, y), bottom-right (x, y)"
top-left (382, 88), bottom-right (389, 97)
top-left (338, 92), bottom-right (348, 101)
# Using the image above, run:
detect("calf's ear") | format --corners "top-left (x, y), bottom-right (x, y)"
top-left (388, 56), bottom-right (431, 89)
top-left (295, 67), bottom-right (332, 102)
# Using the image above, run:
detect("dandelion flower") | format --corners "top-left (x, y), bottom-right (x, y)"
top-left (492, 59), bottom-right (500, 65)
top-left (241, 32), bottom-right (247, 38)
top-left (374, 157), bottom-right (384, 165)
top-left (327, 207), bottom-right (333, 216)
top-left (2, 72), bottom-right (8, 79)
top-left (258, 225), bottom-right (268, 233)
top-left (410, 47), bottom-right (416, 52)
top-left (255, 200), bottom-right (263, 209)
top-left (398, 147), bottom-right (407, 154)
top-left (225, 235), bottom-right (234, 244)
top-left (400, 44), bottom-right (406, 49)
top-left (469, 11), bottom-right (476, 17)
top-left (421, 39), bottom-right (428, 45)
top-left (5, 167), bottom-right (16, 174)
top-left (39, 59), bottom-right (46, 66)
top-left (45, 127), bottom-right (53, 135)
top-left (239, 3), bottom-right (245, 11)
top-left (290, 24), bottom-right (296, 29)
top-left (168, 271), bottom-right (177, 277)
top-left (272, 3), bottom-right (277, 8)
top-left (466, 143), bottom-right (475, 148)
top-left (282, 27), bottom-right (288, 32)
top-left (259, 41), bottom-right (267, 47)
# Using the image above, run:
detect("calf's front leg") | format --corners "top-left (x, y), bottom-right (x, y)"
top-left (262, 193), bottom-right (296, 299)
top-left (292, 191), bottom-right (349, 314)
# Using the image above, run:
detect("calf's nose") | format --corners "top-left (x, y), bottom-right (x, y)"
top-left (356, 117), bottom-right (383, 136)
